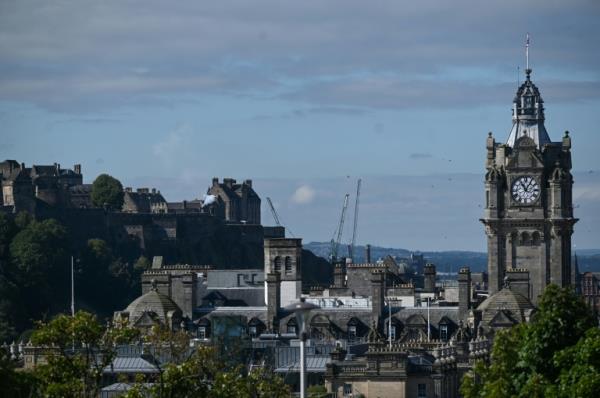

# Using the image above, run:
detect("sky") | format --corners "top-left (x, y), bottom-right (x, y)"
top-left (1, 0), bottom-right (599, 251)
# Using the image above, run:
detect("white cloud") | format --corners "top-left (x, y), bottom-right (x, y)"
top-left (291, 185), bottom-right (316, 205)
top-left (152, 124), bottom-right (192, 167)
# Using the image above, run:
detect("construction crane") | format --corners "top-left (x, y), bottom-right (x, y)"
top-left (266, 197), bottom-right (281, 226)
top-left (266, 197), bottom-right (295, 237)
top-left (348, 178), bottom-right (362, 262)
top-left (329, 193), bottom-right (350, 263)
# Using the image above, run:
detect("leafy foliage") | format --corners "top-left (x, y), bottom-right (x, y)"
top-left (308, 384), bottom-right (329, 397)
top-left (31, 311), bottom-right (139, 398)
top-left (0, 346), bottom-right (38, 397)
top-left (91, 173), bottom-right (124, 209)
top-left (122, 345), bottom-right (290, 398)
top-left (461, 284), bottom-right (599, 398)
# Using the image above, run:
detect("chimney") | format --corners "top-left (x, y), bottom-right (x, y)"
top-left (366, 244), bottom-right (372, 263)
top-left (370, 270), bottom-right (385, 323)
top-left (73, 164), bottom-right (81, 175)
top-left (266, 272), bottom-right (281, 332)
top-left (151, 188), bottom-right (156, 194)
top-left (423, 263), bottom-right (436, 293)
top-left (244, 179), bottom-right (252, 188)
top-left (333, 261), bottom-right (347, 288)
top-left (224, 178), bottom-right (235, 189)
top-left (212, 177), bottom-right (219, 187)
top-left (458, 267), bottom-right (471, 321)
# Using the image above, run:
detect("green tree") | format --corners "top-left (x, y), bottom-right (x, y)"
top-left (461, 284), bottom-right (598, 398)
top-left (0, 213), bottom-right (17, 259)
top-left (308, 384), bottom-right (328, 397)
top-left (91, 174), bottom-right (124, 210)
top-left (9, 219), bottom-right (69, 320)
top-left (14, 211), bottom-right (32, 230)
top-left (31, 311), bottom-right (140, 398)
top-left (123, 345), bottom-right (289, 398)
top-left (0, 347), bottom-right (38, 398)
top-left (10, 219), bottom-right (68, 280)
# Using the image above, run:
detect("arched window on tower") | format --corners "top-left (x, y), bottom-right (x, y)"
top-left (521, 232), bottom-right (531, 246)
top-left (532, 232), bottom-right (541, 246)
top-left (274, 256), bottom-right (282, 272)
top-left (284, 257), bottom-right (293, 275)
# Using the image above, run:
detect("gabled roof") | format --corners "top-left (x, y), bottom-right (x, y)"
top-left (489, 309), bottom-right (518, 327)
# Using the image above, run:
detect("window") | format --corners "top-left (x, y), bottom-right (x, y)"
top-left (418, 383), bottom-right (427, 398)
top-left (348, 326), bottom-right (357, 338)
top-left (198, 327), bottom-right (207, 339)
top-left (343, 383), bottom-right (353, 397)
top-left (284, 257), bottom-right (293, 275)
top-left (388, 325), bottom-right (396, 340)
top-left (248, 326), bottom-right (257, 337)
top-left (287, 325), bottom-right (296, 335)
top-left (274, 256), bottom-right (282, 272)
top-left (440, 325), bottom-right (448, 341)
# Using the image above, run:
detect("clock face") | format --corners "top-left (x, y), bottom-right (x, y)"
top-left (512, 176), bottom-right (540, 204)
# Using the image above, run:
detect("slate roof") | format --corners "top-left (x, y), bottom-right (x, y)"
top-left (477, 288), bottom-right (534, 324)
top-left (275, 355), bottom-right (330, 373)
top-left (124, 289), bottom-right (182, 324)
top-left (69, 184), bottom-right (92, 194)
top-left (201, 288), bottom-right (265, 307)
top-left (103, 357), bottom-right (159, 374)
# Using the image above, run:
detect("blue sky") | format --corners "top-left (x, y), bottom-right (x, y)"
top-left (1, 0), bottom-right (599, 251)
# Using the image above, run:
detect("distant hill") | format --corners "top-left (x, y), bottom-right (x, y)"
top-left (303, 242), bottom-right (600, 273)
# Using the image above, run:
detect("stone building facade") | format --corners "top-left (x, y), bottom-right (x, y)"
top-left (481, 67), bottom-right (577, 304)
top-left (207, 178), bottom-right (261, 224)
top-left (1, 160), bottom-right (83, 212)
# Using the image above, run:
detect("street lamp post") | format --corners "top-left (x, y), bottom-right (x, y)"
top-left (284, 297), bottom-right (320, 398)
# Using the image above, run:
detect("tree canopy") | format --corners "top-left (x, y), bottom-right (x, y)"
top-left (461, 284), bottom-right (599, 398)
top-left (91, 173), bottom-right (124, 210)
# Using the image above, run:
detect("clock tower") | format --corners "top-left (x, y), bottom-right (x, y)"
top-left (482, 67), bottom-right (577, 304)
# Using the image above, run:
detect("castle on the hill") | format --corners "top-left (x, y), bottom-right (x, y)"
top-left (0, 160), bottom-right (260, 225)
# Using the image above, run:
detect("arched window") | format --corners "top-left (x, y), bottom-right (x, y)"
top-left (274, 256), bottom-right (282, 272)
top-left (521, 232), bottom-right (531, 246)
top-left (532, 232), bottom-right (541, 246)
top-left (284, 257), bottom-right (293, 275)
top-left (286, 318), bottom-right (297, 335)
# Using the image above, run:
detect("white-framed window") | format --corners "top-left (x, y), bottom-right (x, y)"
top-left (418, 383), bottom-right (427, 398)
top-left (343, 383), bottom-right (353, 397)
top-left (248, 326), bottom-right (257, 337)
top-left (198, 326), bottom-right (207, 339)
top-left (287, 325), bottom-right (296, 335)
top-left (440, 325), bottom-right (448, 341)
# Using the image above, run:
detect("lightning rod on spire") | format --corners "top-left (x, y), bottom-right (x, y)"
top-left (526, 33), bottom-right (530, 71)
